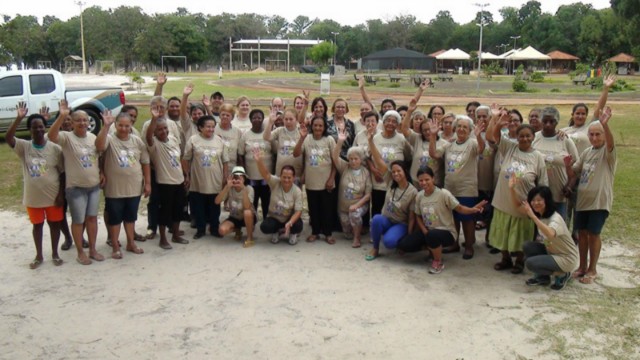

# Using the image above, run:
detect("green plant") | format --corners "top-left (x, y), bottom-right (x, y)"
top-left (512, 79), bottom-right (528, 92)
top-left (481, 62), bottom-right (503, 78)
top-left (348, 80), bottom-right (358, 87)
top-left (389, 83), bottom-right (400, 88)
top-left (550, 88), bottom-right (561, 93)
top-left (530, 72), bottom-right (545, 82)
top-left (570, 63), bottom-right (590, 79)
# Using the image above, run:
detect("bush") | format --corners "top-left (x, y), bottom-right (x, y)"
top-left (348, 80), bottom-right (358, 87)
top-left (389, 83), bottom-right (401, 88)
top-left (551, 88), bottom-right (561, 93)
top-left (530, 72), bottom-right (545, 83)
top-left (512, 79), bottom-right (528, 92)
top-left (570, 63), bottom-right (590, 79)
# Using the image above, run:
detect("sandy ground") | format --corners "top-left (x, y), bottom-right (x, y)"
top-left (1, 208), bottom-right (638, 359)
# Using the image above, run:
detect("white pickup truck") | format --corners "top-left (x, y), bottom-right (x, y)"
top-left (0, 69), bottom-right (125, 134)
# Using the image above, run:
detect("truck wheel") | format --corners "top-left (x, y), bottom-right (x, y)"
top-left (84, 109), bottom-right (101, 135)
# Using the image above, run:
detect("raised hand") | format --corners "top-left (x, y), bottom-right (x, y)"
top-left (183, 83), bottom-right (194, 96)
top-left (251, 146), bottom-right (261, 161)
top-left (474, 121), bottom-right (485, 137)
top-left (268, 107), bottom-right (277, 124)
top-left (102, 109), bottom-right (115, 127)
top-left (498, 110), bottom-right (510, 127)
top-left (408, 98), bottom-right (418, 112)
top-left (337, 127), bottom-right (347, 142)
top-left (419, 80), bottom-right (428, 91)
top-left (426, 118), bottom-right (439, 134)
top-left (39, 105), bottom-right (50, 121)
top-left (302, 89), bottom-right (310, 102)
top-left (150, 105), bottom-right (162, 120)
top-left (603, 75), bottom-right (616, 88)
top-left (490, 103), bottom-right (500, 117)
top-left (600, 106), bottom-right (612, 126)
top-left (299, 123), bottom-right (308, 138)
top-left (58, 100), bottom-right (70, 118)
top-left (16, 101), bottom-right (28, 120)
top-left (156, 72), bottom-right (167, 85)
top-left (202, 94), bottom-right (211, 107)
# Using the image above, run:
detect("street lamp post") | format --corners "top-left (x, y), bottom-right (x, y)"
top-left (331, 31), bottom-right (339, 68)
top-left (75, 1), bottom-right (87, 74)
top-left (510, 35), bottom-right (521, 74)
top-left (475, 3), bottom-right (489, 94)
top-left (510, 35), bottom-right (521, 50)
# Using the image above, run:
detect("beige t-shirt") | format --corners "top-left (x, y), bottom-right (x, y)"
top-left (232, 116), bottom-right (252, 134)
top-left (407, 132), bottom-right (446, 188)
top-left (238, 129), bottom-right (273, 181)
top-left (414, 187), bottom-right (460, 240)
top-left (220, 186), bottom-right (255, 220)
top-left (183, 134), bottom-right (229, 194)
top-left (147, 135), bottom-right (184, 185)
top-left (477, 133), bottom-right (496, 192)
top-left (370, 132), bottom-right (412, 191)
top-left (215, 125), bottom-right (241, 169)
top-left (103, 134), bottom-right (150, 198)
top-left (271, 126), bottom-right (303, 177)
top-left (179, 116), bottom-right (199, 145)
top-left (301, 136), bottom-right (336, 190)
top-left (561, 124), bottom-right (590, 155)
top-left (335, 159), bottom-right (372, 213)
top-left (574, 146), bottom-right (616, 212)
top-left (539, 212), bottom-right (579, 272)
top-left (353, 119), bottom-right (367, 135)
top-left (381, 174), bottom-right (418, 224)
top-left (443, 138), bottom-right (480, 197)
top-left (14, 139), bottom-right (64, 208)
top-left (267, 175), bottom-right (303, 223)
top-left (532, 132), bottom-right (580, 203)
top-left (57, 131), bottom-right (100, 188)
top-left (142, 118), bottom-right (182, 146)
top-left (491, 140), bottom-right (548, 217)
top-left (109, 126), bottom-right (141, 137)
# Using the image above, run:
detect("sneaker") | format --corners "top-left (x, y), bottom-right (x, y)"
top-left (288, 234), bottom-right (298, 245)
top-left (526, 276), bottom-right (551, 286)
top-left (428, 260), bottom-right (444, 274)
top-left (270, 233), bottom-right (280, 244)
top-left (550, 272), bottom-right (571, 290)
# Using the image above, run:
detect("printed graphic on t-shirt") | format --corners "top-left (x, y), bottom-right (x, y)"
top-left (229, 200), bottom-right (241, 217)
top-left (79, 147), bottom-right (95, 168)
top-left (28, 157), bottom-right (48, 178)
top-left (309, 147), bottom-right (327, 167)
top-left (344, 181), bottom-right (361, 200)
top-left (421, 206), bottom-right (438, 226)
top-left (579, 160), bottom-right (597, 185)
top-left (280, 140), bottom-right (293, 156)
top-left (479, 146), bottom-right (493, 160)
top-left (200, 148), bottom-right (218, 167)
top-left (381, 146), bottom-right (397, 163)
top-left (274, 200), bottom-right (291, 217)
top-left (419, 151), bottom-right (435, 171)
top-left (117, 149), bottom-right (137, 168)
top-left (446, 152), bottom-right (464, 173)
top-left (169, 150), bottom-right (180, 168)
top-left (251, 142), bottom-right (267, 157)
top-left (505, 160), bottom-right (526, 179)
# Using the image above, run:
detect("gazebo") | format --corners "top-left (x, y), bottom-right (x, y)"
top-left (435, 48), bottom-right (471, 73)
top-left (505, 46), bottom-right (551, 73)
top-left (547, 50), bottom-right (580, 73)
top-left (607, 53), bottom-right (637, 75)
top-left (361, 48), bottom-right (435, 72)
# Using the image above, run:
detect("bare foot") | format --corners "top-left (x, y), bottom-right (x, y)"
top-left (89, 252), bottom-right (105, 262)
top-left (351, 239), bottom-right (361, 248)
top-left (111, 251), bottom-right (123, 260)
top-left (126, 246), bottom-right (144, 255)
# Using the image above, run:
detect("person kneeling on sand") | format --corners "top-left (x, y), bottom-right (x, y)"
top-left (252, 148), bottom-right (303, 245)
top-left (215, 167), bottom-right (256, 248)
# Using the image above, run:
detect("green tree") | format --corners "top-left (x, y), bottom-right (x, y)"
top-left (110, 6), bottom-right (149, 71)
top-left (266, 15), bottom-right (288, 38)
top-left (308, 41), bottom-right (335, 65)
top-left (289, 16), bottom-right (314, 38)
top-left (0, 15), bottom-right (46, 68)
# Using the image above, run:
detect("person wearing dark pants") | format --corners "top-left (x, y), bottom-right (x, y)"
top-left (260, 217), bottom-right (303, 237)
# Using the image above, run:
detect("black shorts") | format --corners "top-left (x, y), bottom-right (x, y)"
top-left (105, 196), bottom-right (141, 225)
top-left (224, 214), bottom-right (257, 229)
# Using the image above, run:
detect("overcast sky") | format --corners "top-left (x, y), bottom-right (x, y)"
top-left (2, 0), bottom-right (612, 26)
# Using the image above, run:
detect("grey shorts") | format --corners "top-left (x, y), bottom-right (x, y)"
top-left (65, 185), bottom-right (100, 224)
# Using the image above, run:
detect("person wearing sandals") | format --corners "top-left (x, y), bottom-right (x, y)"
top-left (215, 167), bottom-right (256, 248)
top-left (514, 183), bottom-right (577, 290)
top-left (564, 107), bottom-right (616, 285)
top-left (427, 115), bottom-right (486, 260)
top-left (253, 147), bottom-right (303, 245)
top-left (6, 102), bottom-right (65, 269)
top-left (264, 108), bottom-right (304, 181)
top-left (486, 110), bottom-right (548, 274)
top-left (48, 102), bottom-right (104, 265)
top-left (96, 111), bottom-right (151, 259)
top-left (397, 168), bottom-right (487, 274)
top-left (331, 128), bottom-right (372, 248)
top-left (293, 116), bottom-right (337, 244)
top-left (145, 107), bottom-right (188, 250)
top-left (366, 131), bottom-right (418, 261)
top-left (182, 115), bottom-right (229, 239)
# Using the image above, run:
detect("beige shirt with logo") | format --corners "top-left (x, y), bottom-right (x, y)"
top-left (414, 187), bottom-right (460, 240)
top-left (443, 138), bottom-right (480, 197)
top-left (14, 139), bottom-right (64, 207)
top-left (301, 136), bottom-right (336, 191)
top-left (57, 131), bottom-right (100, 188)
top-left (271, 126), bottom-right (303, 177)
top-left (239, 129), bottom-right (273, 181)
top-left (574, 146), bottom-right (616, 212)
top-left (407, 131), bottom-right (446, 188)
top-left (381, 173), bottom-right (418, 224)
top-left (215, 125), bottom-right (241, 169)
top-left (103, 135), bottom-right (150, 198)
top-left (370, 132), bottom-right (412, 191)
top-left (147, 135), bottom-right (184, 185)
top-left (183, 134), bottom-right (229, 194)
top-left (532, 132), bottom-right (580, 203)
top-left (220, 186), bottom-right (255, 220)
top-left (539, 212), bottom-right (578, 273)
top-left (335, 159), bottom-right (372, 213)
top-left (267, 176), bottom-right (303, 223)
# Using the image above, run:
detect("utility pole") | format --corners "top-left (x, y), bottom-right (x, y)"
top-left (475, 3), bottom-right (489, 94)
top-left (75, 1), bottom-right (87, 74)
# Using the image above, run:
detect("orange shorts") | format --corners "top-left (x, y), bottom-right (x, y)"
top-left (26, 206), bottom-right (64, 224)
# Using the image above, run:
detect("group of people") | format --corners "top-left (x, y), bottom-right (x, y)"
top-left (9, 72), bottom-right (618, 290)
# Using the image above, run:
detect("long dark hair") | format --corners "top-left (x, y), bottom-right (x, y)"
top-left (389, 160), bottom-right (411, 189)
top-left (309, 116), bottom-right (329, 137)
top-left (527, 186), bottom-right (555, 219)
top-left (311, 97), bottom-right (328, 120)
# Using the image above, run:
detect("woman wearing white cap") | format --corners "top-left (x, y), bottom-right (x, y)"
top-left (215, 166), bottom-right (256, 248)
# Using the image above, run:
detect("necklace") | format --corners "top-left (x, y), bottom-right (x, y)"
top-left (392, 185), bottom-right (409, 202)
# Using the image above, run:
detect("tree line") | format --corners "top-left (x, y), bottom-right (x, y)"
top-left (0, 0), bottom-right (638, 72)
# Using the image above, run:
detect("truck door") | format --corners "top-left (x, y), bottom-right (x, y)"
top-left (28, 73), bottom-right (60, 122)
top-left (0, 75), bottom-right (26, 128)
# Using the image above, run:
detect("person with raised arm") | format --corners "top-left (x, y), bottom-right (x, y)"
top-left (564, 106), bottom-right (616, 285)
top-left (145, 105), bottom-right (187, 250)
top-left (178, 83), bottom-right (206, 143)
top-left (264, 107), bottom-right (304, 180)
top-left (252, 147), bottom-right (303, 245)
top-left (365, 130), bottom-right (418, 261)
top-left (6, 102), bottom-right (65, 269)
top-left (215, 168), bottom-right (256, 248)
top-left (331, 128), bottom-right (372, 248)
top-left (181, 115), bottom-right (229, 239)
top-left (215, 103), bottom-right (242, 169)
top-left (398, 168), bottom-right (487, 274)
top-left (485, 109), bottom-right (548, 274)
top-left (96, 110), bottom-right (151, 259)
top-left (427, 114), bottom-right (485, 260)
top-left (293, 115), bottom-right (337, 244)
top-left (48, 101), bottom-right (104, 265)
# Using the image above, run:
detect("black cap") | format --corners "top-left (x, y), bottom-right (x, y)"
top-left (211, 91), bottom-right (224, 99)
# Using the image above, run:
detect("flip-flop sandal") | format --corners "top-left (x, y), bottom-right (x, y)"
top-left (159, 242), bottom-right (173, 250)
top-left (511, 261), bottom-right (525, 274)
top-left (76, 257), bottom-right (92, 265)
top-left (351, 241), bottom-right (361, 248)
top-left (579, 274), bottom-right (597, 284)
top-left (126, 247), bottom-right (144, 255)
top-left (134, 232), bottom-right (145, 242)
top-left (52, 258), bottom-right (64, 266)
top-left (494, 259), bottom-right (513, 271)
top-left (61, 240), bottom-right (72, 251)
top-left (111, 251), bottom-right (123, 260)
top-left (326, 237), bottom-right (336, 245)
top-left (243, 240), bottom-right (255, 248)
top-left (306, 235), bottom-right (318, 242)
top-left (144, 230), bottom-right (155, 240)
top-left (29, 259), bottom-right (43, 269)
top-left (365, 253), bottom-right (379, 261)
top-left (89, 253), bottom-right (105, 262)
top-left (171, 237), bottom-right (189, 244)
top-left (475, 221), bottom-right (487, 230)
top-left (572, 270), bottom-right (587, 279)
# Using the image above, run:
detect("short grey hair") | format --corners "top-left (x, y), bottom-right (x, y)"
top-left (382, 110), bottom-right (401, 123)
top-left (453, 115), bottom-right (475, 132)
top-left (475, 105), bottom-right (490, 116)
top-left (540, 106), bottom-right (560, 123)
top-left (150, 96), bottom-right (167, 107)
top-left (346, 146), bottom-right (365, 160)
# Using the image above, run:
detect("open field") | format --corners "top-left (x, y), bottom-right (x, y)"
top-left (1, 71), bottom-right (638, 359)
